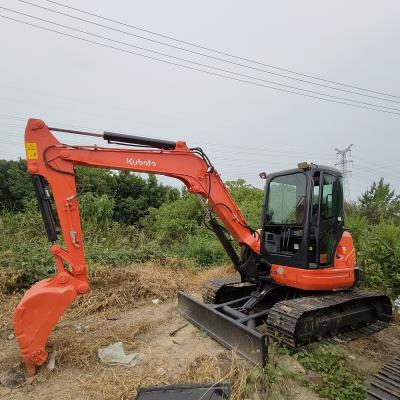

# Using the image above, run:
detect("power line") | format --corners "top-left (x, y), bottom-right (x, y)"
top-left (13, 0), bottom-right (400, 105)
top-left (0, 120), bottom-right (387, 177)
top-left (353, 155), bottom-right (400, 170)
top-left (0, 115), bottom-right (26, 122)
top-left (0, 128), bottom-right (334, 161)
top-left (0, 115), bottom-right (339, 157)
top-left (352, 160), bottom-right (400, 182)
top-left (0, 115), bottom-right (337, 159)
top-left (197, 139), bottom-right (334, 156)
top-left (5, 7), bottom-right (400, 113)
top-left (41, 0), bottom-right (400, 101)
top-left (0, 117), bottom-right (337, 159)
top-left (0, 117), bottom-right (368, 160)
top-left (199, 146), bottom-right (335, 160)
top-left (0, 122), bottom-right (25, 128)
top-left (351, 170), bottom-right (400, 187)
top-left (2, 14), bottom-right (400, 116)
top-left (0, 114), bottom-right (102, 132)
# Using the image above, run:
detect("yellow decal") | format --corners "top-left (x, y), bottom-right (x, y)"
top-left (25, 143), bottom-right (38, 160)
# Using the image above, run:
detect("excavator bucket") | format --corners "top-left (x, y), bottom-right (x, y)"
top-left (13, 273), bottom-right (80, 376)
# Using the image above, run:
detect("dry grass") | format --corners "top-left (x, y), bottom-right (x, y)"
top-left (0, 292), bottom-right (21, 333)
top-left (3, 262), bottom-right (394, 400)
top-left (1, 263), bottom-right (272, 400)
top-left (78, 367), bottom-right (163, 400)
top-left (182, 354), bottom-right (252, 400)
top-left (51, 319), bottom-right (153, 369)
top-left (68, 262), bottom-right (234, 318)
top-left (44, 262), bottom-right (234, 369)
top-left (76, 353), bottom-right (258, 400)
top-left (0, 261), bottom-right (233, 333)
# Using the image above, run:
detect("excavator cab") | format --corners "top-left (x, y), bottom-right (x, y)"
top-left (261, 163), bottom-right (344, 269)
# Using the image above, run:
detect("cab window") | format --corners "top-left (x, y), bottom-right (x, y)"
top-left (266, 173), bottom-right (307, 224)
top-left (321, 174), bottom-right (334, 219)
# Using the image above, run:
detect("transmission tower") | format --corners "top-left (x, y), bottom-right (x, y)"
top-left (335, 144), bottom-right (353, 199)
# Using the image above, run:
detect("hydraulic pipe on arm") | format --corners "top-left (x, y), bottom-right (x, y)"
top-left (15, 118), bottom-right (260, 375)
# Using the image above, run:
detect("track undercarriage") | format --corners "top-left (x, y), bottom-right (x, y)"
top-left (178, 275), bottom-right (393, 366)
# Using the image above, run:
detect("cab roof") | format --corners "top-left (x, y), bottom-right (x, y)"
top-left (266, 164), bottom-right (342, 179)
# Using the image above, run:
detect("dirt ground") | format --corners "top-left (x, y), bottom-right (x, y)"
top-left (0, 263), bottom-right (399, 400)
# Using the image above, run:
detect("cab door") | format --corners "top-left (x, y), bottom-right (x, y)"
top-left (317, 173), bottom-right (343, 266)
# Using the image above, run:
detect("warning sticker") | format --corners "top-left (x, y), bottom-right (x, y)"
top-left (25, 143), bottom-right (38, 160)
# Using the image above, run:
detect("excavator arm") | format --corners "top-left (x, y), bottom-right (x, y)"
top-left (15, 118), bottom-right (260, 375)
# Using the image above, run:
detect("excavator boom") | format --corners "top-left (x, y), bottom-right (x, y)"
top-left (15, 119), bottom-right (259, 375)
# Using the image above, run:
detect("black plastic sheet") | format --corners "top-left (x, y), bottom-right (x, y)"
top-left (136, 383), bottom-right (231, 400)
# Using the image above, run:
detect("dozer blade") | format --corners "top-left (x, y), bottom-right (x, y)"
top-left (177, 291), bottom-right (268, 366)
top-left (13, 273), bottom-right (83, 376)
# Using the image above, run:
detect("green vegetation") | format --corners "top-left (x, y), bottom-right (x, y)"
top-left (0, 160), bottom-right (263, 290)
top-left (296, 344), bottom-right (366, 400)
top-left (274, 343), bottom-right (367, 400)
top-left (246, 343), bottom-right (368, 400)
top-left (1, 159), bottom-right (399, 298)
top-left (347, 178), bottom-right (400, 296)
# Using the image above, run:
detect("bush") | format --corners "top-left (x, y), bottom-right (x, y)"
top-left (364, 221), bottom-right (400, 294)
top-left (142, 192), bottom-right (204, 246)
top-left (346, 178), bottom-right (400, 296)
top-left (141, 180), bottom-right (263, 267)
top-left (0, 203), bottom-right (54, 290)
top-left (226, 179), bottom-right (263, 228)
top-left (0, 159), bottom-right (35, 211)
top-left (0, 204), bottom-right (165, 292)
top-left (347, 211), bottom-right (400, 295)
top-left (0, 161), bottom-right (180, 226)
top-left (79, 192), bottom-right (115, 230)
top-left (184, 234), bottom-right (227, 266)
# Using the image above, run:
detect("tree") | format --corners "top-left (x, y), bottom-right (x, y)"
top-left (226, 179), bottom-right (264, 227)
top-left (111, 172), bottom-right (180, 225)
top-left (0, 159), bottom-right (34, 211)
top-left (358, 178), bottom-right (400, 224)
top-left (0, 161), bottom-right (180, 226)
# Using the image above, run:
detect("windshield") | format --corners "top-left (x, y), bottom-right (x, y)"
top-left (266, 173), bottom-right (307, 224)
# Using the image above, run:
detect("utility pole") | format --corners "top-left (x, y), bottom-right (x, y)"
top-left (335, 144), bottom-right (353, 199)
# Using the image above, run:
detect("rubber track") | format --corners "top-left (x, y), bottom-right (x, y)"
top-left (367, 355), bottom-right (400, 400)
top-left (202, 275), bottom-right (242, 304)
top-left (266, 288), bottom-right (391, 348)
top-left (331, 320), bottom-right (389, 344)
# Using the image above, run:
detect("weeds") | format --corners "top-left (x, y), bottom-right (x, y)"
top-left (296, 344), bottom-right (366, 400)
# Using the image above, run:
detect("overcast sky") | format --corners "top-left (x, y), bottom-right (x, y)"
top-left (0, 0), bottom-right (399, 200)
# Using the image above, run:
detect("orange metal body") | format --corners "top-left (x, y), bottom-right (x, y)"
top-left (16, 118), bottom-right (357, 375)
top-left (270, 231), bottom-right (356, 290)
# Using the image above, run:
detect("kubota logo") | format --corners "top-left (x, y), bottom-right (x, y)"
top-left (126, 158), bottom-right (157, 167)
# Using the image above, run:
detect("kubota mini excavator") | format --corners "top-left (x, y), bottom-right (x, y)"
top-left (15, 119), bottom-right (392, 375)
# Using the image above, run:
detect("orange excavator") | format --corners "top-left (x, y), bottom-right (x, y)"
top-left (15, 118), bottom-right (392, 375)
